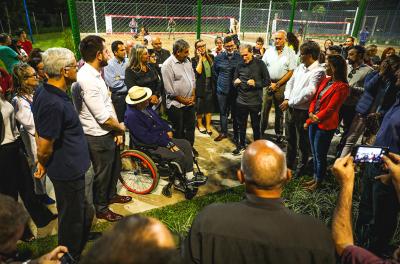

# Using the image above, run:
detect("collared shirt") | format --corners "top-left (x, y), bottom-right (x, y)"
top-left (345, 63), bottom-right (373, 106)
top-left (77, 63), bottom-right (118, 136)
top-left (262, 45), bottom-right (297, 81)
top-left (161, 55), bottom-right (195, 109)
top-left (184, 193), bottom-right (335, 264)
top-left (374, 93), bottom-right (400, 154)
top-left (213, 51), bottom-right (242, 95)
top-left (284, 60), bottom-right (326, 110)
top-left (32, 83), bottom-right (90, 181)
top-left (104, 57), bottom-right (129, 93)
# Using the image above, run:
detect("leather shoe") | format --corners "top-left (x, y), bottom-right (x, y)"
top-left (214, 134), bottom-right (227, 142)
top-left (96, 209), bottom-right (123, 222)
top-left (109, 195), bottom-right (132, 204)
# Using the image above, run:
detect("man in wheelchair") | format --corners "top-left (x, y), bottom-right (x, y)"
top-left (124, 86), bottom-right (207, 193)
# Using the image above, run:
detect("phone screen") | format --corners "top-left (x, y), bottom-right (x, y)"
top-left (353, 146), bottom-right (388, 163)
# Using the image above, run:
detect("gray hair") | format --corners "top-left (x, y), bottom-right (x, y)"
top-left (239, 44), bottom-right (253, 53)
top-left (172, 39), bottom-right (190, 55)
top-left (42, 48), bottom-right (76, 78)
top-left (275, 30), bottom-right (287, 39)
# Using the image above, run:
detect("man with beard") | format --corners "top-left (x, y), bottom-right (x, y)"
top-left (33, 48), bottom-right (93, 259)
top-left (213, 36), bottom-right (242, 143)
top-left (337, 45), bottom-right (373, 155)
top-left (77, 35), bottom-right (131, 223)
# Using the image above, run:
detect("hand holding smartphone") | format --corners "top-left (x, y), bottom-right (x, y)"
top-left (351, 145), bottom-right (389, 164)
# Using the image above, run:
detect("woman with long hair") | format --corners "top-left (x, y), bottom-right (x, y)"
top-left (381, 47), bottom-right (396, 62)
top-left (304, 55), bottom-right (350, 190)
top-left (192, 39), bottom-right (216, 135)
top-left (287, 32), bottom-right (300, 54)
top-left (11, 62), bottom-right (54, 204)
top-left (320, 39), bottom-right (334, 64)
top-left (125, 45), bottom-right (161, 108)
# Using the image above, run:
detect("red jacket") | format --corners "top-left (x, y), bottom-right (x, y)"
top-left (306, 77), bottom-right (349, 130)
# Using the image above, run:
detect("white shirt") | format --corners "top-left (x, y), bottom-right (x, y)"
top-left (161, 55), bottom-right (195, 109)
top-left (284, 61), bottom-right (325, 110)
top-left (0, 97), bottom-right (19, 145)
top-left (262, 46), bottom-right (297, 81)
top-left (12, 94), bottom-right (37, 163)
top-left (77, 63), bottom-right (117, 136)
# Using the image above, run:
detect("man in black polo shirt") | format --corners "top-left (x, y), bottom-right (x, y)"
top-left (33, 48), bottom-right (92, 259)
top-left (232, 44), bottom-right (270, 155)
top-left (184, 140), bottom-right (335, 264)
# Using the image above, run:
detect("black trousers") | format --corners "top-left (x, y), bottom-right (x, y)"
top-left (149, 138), bottom-right (193, 173)
top-left (236, 103), bottom-right (261, 147)
top-left (356, 164), bottom-right (400, 257)
top-left (86, 133), bottom-right (120, 213)
top-left (285, 108), bottom-right (310, 171)
top-left (337, 104), bottom-right (357, 154)
top-left (167, 105), bottom-right (195, 146)
top-left (0, 139), bottom-right (54, 228)
top-left (111, 93), bottom-right (127, 123)
top-left (52, 176), bottom-right (93, 259)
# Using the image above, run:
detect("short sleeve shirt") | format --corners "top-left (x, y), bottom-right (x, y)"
top-left (32, 83), bottom-right (90, 181)
top-left (262, 46), bottom-right (296, 81)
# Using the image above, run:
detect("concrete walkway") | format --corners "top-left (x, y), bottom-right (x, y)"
top-left (33, 110), bottom-right (343, 238)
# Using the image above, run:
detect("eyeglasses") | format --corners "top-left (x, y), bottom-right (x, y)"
top-left (197, 44), bottom-right (206, 48)
top-left (64, 65), bottom-right (79, 71)
top-left (24, 73), bottom-right (38, 79)
top-left (348, 69), bottom-right (356, 79)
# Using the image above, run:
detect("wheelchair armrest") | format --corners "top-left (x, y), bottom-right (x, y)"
top-left (134, 141), bottom-right (159, 150)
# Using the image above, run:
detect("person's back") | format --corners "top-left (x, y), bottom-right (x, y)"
top-left (184, 140), bottom-right (335, 264)
top-left (185, 197), bottom-right (334, 264)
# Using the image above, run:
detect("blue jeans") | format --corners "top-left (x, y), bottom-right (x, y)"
top-left (308, 124), bottom-right (335, 181)
top-left (217, 92), bottom-right (238, 138)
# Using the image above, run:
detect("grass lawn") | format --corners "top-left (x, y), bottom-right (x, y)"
top-left (20, 173), bottom-right (400, 259)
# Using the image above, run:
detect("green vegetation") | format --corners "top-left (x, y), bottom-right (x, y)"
top-left (21, 173), bottom-right (398, 260)
top-left (32, 29), bottom-right (75, 51)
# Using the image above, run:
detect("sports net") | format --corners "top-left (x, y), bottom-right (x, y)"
top-left (104, 15), bottom-right (231, 35)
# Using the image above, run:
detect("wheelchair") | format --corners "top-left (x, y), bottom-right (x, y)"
top-left (120, 138), bottom-right (205, 200)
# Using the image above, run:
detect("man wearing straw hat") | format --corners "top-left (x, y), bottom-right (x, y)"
top-left (124, 86), bottom-right (207, 186)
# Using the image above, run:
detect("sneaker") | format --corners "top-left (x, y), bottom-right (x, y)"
top-left (192, 172), bottom-right (207, 186)
top-left (232, 146), bottom-right (245, 156)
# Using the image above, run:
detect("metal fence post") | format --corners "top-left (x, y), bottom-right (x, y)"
top-left (196, 0), bottom-right (202, 39)
top-left (67, 0), bottom-right (81, 59)
top-left (351, 0), bottom-right (367, 38)
top-left (22, 0), bottom-right (34, 43)
top-left (92, 0), bottom-right (98, 34)
top-left (288, 0), bottom-right (297, 33)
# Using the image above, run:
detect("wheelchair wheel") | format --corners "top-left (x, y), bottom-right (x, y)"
top-left (120, 150), bottom-right (159, 194)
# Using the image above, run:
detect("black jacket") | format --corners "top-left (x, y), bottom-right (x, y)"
top-left (234, 58), bottom-right (270, 105)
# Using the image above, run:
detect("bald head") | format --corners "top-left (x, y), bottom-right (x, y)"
top-left (241, 140), bottom-right (287, 189)
top-left (152, 37), bottom-right (162, 51)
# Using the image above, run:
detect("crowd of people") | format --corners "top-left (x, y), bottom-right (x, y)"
top-left (1, 26), bottom-right (400, 264)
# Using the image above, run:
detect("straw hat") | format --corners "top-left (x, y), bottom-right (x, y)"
top-left (125, 86), bottom-right (152, 105)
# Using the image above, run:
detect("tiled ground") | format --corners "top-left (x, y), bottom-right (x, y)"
top-left (33, 110), bottom-right (343, 238)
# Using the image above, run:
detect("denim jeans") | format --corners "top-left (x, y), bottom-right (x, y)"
top-left (308, 124), bottom-right (335, 181)
top-left (217, 92), bottom-right (238, 139)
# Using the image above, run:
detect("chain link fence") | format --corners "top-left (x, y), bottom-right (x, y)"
top-left (75, 0), bottom-right (400, 47)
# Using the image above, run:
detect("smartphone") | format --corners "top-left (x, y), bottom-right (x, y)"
top-left (60, 252), bottom-right (76, 264)
top-left (351, 145), bottom-right (389, 164)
